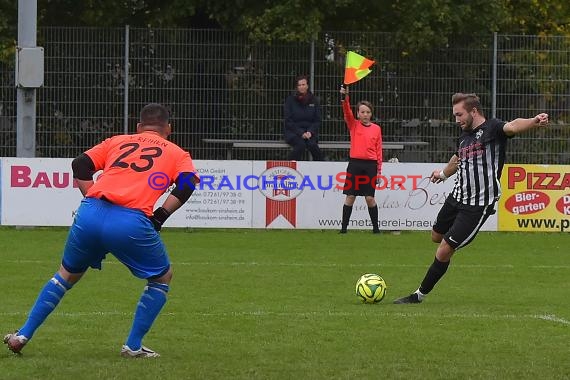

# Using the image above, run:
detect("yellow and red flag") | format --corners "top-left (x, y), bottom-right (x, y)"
top-left (343, 51), bottom-right (375, 85)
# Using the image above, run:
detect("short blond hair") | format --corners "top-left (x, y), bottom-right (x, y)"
top-left (452, 93), bottom-right (484, 116)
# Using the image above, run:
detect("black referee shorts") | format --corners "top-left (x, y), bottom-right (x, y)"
top-left (433, 196), bottom-right (496, 250)
top-left (342, 158), bottom-right (378, 197)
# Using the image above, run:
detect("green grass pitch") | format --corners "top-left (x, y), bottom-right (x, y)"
top-left (1, 228), bottom-right (569, 379)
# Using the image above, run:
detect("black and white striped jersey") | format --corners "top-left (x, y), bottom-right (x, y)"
top-left (451, 118), bottom-right (513, 206)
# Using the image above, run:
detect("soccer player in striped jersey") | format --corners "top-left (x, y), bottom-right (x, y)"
top-left (4, 103), bottom-right (199, 357)
top-left (394, 93), bottom-right (549, 304)
top-left (338, 86), bottom-right (383, 234)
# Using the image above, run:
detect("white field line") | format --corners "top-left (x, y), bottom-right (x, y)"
top-left (1, 310), bottom-right (568, 325)
top-left (4, 260), bottom-right (570, 269)
top-left (534, 314), bottom-right (570, 325)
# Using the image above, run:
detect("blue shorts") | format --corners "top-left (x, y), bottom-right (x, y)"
top-left (62, 197), bottom-right (170, 279)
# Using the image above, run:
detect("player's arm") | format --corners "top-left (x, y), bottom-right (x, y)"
top-left (150, 172), bottom-right (198, 231)
top-left (503, 113), bottom-right (549, 136)
top-left (376, 128), bottom-right (383, 175)
top-left (71, 153), bottom-right (96, 196)
top-left (340, 87), bottom-right (356, 128)
top-left (430, 154), bottom-right (459, 184)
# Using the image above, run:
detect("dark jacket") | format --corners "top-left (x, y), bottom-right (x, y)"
top-left (283, 91), bottom-right (322, 140)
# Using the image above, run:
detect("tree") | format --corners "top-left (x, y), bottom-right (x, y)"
top-left (1, 0), bottom-right (569, 58)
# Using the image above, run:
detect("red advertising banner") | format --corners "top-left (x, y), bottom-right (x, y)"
top-left (264, 161), bottom-right (298, 227)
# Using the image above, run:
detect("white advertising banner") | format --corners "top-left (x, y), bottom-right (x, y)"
top-left (250, 160), bottom-right (496, 231)
top-left (1, 158), bottom-right (83, 225)
top-left (0, 158), bottom-right (497, 231)
top-left (162, 160), bottom-right (253, 228)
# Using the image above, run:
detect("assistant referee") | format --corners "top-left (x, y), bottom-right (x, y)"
top-left (338, 86), bottom-right (383, 234)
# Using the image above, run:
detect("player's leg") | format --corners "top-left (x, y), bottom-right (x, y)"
top-left (410, 199), bottom-right (461, 299)
top-left (416, 204), bottom-right (494, 298)
top-left (122, 268), bottom-right (172, 358)
top-left (365, 195), bottom-right (380, 233)
top-left (432, 230), bottom-right (444, 243)
top-left (340, 161), bottom-right (360, 233)
top-left (395, 202), bottom-right (494, 304)
top-left (340, 195), bottom-right (356, 233)
top-left (431, 197), bottom-right (458, 243)
top-left (3, 266), bottom-right (83, 354)
top-left (415, 240), bottom-right (454, 297)
top-left (4, 198), bottom-right (106, 353)
top-left (286, 135), bottom-right (307, 161)
top-left (103, 207), bottom-right (171, 357)
top-left (450, 203), bottom-right (496, 250)
top-left (363, 161), bottom-right (380, 233)
top-left (393, 197), bottom-right (458, 304)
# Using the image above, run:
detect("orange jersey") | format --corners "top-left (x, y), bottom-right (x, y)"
top-left (342, 96), bottom-right (383, 171)
top-left (84, 131), bottom-right (198, 216)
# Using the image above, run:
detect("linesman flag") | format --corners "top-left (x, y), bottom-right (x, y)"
top-left (343, 51), bottom-right (375, 85)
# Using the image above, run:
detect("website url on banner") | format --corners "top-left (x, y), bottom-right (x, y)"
top-left (318, 219), bottom-right (434, 229)
top-left (516, 218), bottom-right (570, 232)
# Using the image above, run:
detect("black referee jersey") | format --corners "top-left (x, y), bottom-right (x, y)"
top-left (451, 118), bottom-right (514, 206)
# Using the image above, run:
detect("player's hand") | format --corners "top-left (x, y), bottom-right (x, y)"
top-left (149, 215), bottom-right (163, 231)
top-left (149, 207), bottom-right (171, 232)
top-left (340, 86), bottom-right (348, 95)
top-left (534, 113), bottom-right (549, 127)
top-left (430, 169), bottom-right (446, 184)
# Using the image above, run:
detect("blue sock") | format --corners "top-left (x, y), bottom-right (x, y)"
top-left (125, 282), bottom-right (169, 350)
top-left (19, 273), bottom-right (72, 340)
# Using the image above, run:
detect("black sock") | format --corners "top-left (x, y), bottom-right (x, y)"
top-left (419, 257), bottom-right (450, 295)
top-left (368, 205), bottom-right (379, 231)
top-left (341, 205), bottom-right (353, 231)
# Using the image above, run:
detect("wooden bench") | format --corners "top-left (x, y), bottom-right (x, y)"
top-left (203, 139), bottom-right (429, 160)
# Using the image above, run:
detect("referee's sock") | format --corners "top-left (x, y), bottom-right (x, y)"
top-left (418, 257), bottom-right (450, 297)
top-left (368, 205), bottom-right (380, 232)
top-left (341, 205), bottom-right (353, 232)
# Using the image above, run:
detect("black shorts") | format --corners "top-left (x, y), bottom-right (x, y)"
top-left (342, 158), bottom-right (378, 197)
top-left (433, 196), bottom-right (496, 250)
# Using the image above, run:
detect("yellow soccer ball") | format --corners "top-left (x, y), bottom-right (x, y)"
top-left (355, 273), bottom-right (387, 304)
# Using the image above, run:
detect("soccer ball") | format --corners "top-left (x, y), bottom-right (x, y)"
top-left (355, 273), bottom-right (387, 304)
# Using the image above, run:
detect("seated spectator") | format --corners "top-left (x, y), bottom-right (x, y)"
top-left (283, 75), bottom-right (323, 161)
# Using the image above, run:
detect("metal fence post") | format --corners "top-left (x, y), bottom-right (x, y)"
top-left (123, 25), bottom-right (130, 134)
top-left (310, 37), bottom-right (315, 91)
top-left (16, 0), bottom-right (39, 157)
top-left (492, 32), bottom-right (497, 118)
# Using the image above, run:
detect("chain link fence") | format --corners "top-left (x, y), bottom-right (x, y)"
top-left (1, 28), bottom-right (568, 163)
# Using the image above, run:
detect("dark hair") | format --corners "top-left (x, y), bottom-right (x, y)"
top-left (295, 75), bottom-right (309, 87)
top-left (357, 100), bottom-right (374, 114)
top-left (140, 103), bottom-right (169, 127)
top-left (452, 93), bottom-right (484, 116)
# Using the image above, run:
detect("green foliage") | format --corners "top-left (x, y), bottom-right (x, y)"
top-left (0, 0), bottom-right (16, 64)
top-left (1, 228), bottom-right (569, 379)
top-left (1, 0), bottom-right (569, 63)
top-left (2, 0), bottom-right (569, 48)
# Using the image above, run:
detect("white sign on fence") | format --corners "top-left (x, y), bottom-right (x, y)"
top-left (0, 158), bottom-right (497, 231)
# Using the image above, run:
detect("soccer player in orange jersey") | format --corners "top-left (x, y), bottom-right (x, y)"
top-left (338, 86), bottom-right (383, 234)
top-left (4, 103), bottom-right (199, 358)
